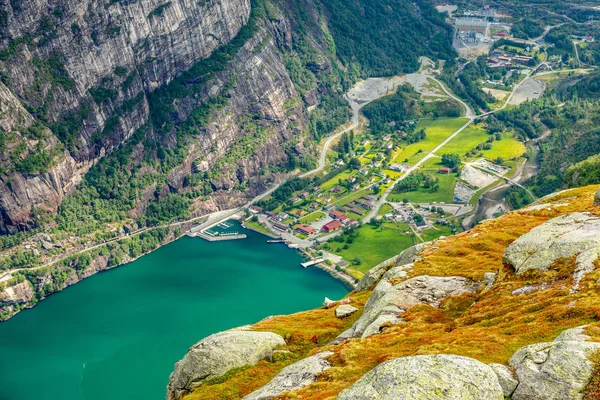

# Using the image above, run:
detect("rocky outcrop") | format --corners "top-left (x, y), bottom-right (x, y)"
top-left (166, 330), bottom-right (285, 400)
top-left (489, 363), bottom-right (518, 398)
top-left (503, 212), bottom-right (600, 285)
top-left (342, 274), bottom-right (481, 339)
top-left (0, 281), bottom-right (34, 307)
top-left (509, 325), bottom-right (600, 400)
top-left (337, 354), bottom-right (504, 400)
top-left (243, 351), bottom-right (333, 400)
top-left (335, 305), bottom-right (358, 318)
top-left (594, 188), bottom-right (600, 206)
top-left (355, 242), bottom-right (429, 291)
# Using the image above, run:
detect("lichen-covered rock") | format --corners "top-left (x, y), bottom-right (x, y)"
top-left (503, 212), bottom-right (600, 285)
top-left (341, 275), bottom-right (481, 339)
top-left (335, 305), bottom-right (358, 318)
top-left (509, 325), bottom-right (600, 400)
top-left (337, 354), bottom-right (504, 400)
top-left (489, 363), bottom-right (518, 397)
top-left (243, 351), bottom-right (333, 400)
top-left (355, 242), bottom-right (429, 291)
top-left (166, 330), bottom-right (285, 400)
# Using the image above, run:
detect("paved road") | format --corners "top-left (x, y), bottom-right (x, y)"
top-left (472, 165), bottom-right (537, 201)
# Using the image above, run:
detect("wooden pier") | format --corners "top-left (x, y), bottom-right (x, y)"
top-left (301, 258), bottom-right (325, 268)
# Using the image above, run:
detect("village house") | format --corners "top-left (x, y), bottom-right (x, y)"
top-left (265, 211), bottom-right (276, 218)
top-left (438, 167), bottom-right (452, 174)
top-left (296, 224), bottom-right (316, 236)
top-left (272, 222), bottom-right (289, 232)
top-left (322, 220), bottom-right (342, 232)
top-left (330, 210), bottom-right (349, 222)
top-left (248, 205), bottom-right (263, 214)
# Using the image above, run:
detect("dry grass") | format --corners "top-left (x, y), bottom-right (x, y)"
top-left (185, 185), bottom-right (600, 400)
top-left (183, 291), bottom-right (371, 400)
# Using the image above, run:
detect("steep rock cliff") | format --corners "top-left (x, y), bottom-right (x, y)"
top-left (0, 0), bottom-right (252, 231)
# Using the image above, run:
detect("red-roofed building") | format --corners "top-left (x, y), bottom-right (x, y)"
top-left (329, 210), bottom-right (349, 222)
top-left (296, 225), bottom-right (316, 236)
top-left (438, 167), bottom-right (452, 174)
top-left (323, 220), bottom-right (342, 232)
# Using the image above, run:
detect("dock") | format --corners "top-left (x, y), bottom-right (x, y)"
top-left (191, 231), bottom-right (247, 242)
top-left (301, 258), bottom-right (325, 268)
top-left (267, 239), bottom-right (287, 244)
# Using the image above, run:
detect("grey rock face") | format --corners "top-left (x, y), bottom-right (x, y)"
top-left (342, 275), bottom-right (481, 339)
top-left (166, 330), bottom-right (285, 400)
top-left (337, 354), bottom-right (504, 400)
top-left (242, 351), bottom-right (333, 400)
top-left (509, 325), bottom-right (600, 400)
top-left (0, 281), bottom-right (35, 307)
top-left (489, 363), bottom-right (518, 397)
top-left (355, 242), bottom-right (429, 291)
top-left (503, 212), bottom-right (600, 286)
top-left (335, 305), bottom-right (358, 318)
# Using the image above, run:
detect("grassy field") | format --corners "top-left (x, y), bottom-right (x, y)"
top-left (388, 172), bottom-right (457, 203)
top-left (420, 223), bottom-right (456, 242)
top-left (394, 118), bottom-right (469, 165)
top-left (378, 203), bottom-right (393, 216)
top-left (299, 212), bottom-right (326, 224)
top-left (325, 223), bottom-right (415, 273)
top-left (320, 170), bottom-right (353, 190)
top-left (435, 125), bottom-right (488, 158)
top-left (482, 135), bottom-right (526, 160)
top-left (244, 220), bottom-right (274, 237)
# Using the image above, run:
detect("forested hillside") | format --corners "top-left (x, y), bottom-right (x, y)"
top-left (320, 0), bottom-right (456, 77)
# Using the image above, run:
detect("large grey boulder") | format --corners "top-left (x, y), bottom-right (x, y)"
top-left (335, 305), bottom-right (358, 318)
top-left (509, 325), bottom-right (600, 400)
top-left (340, 275), bottom-right (481, 339)
top-left (355, 242), bottom-right (429, 291)
top-left (337, 354), bottom-right (504, 400)
top-left (243, 351), bottom-right (333, 399)
top-left (167, 330), bottom-right (285, 400)
top-left (503, 212), bottom-right (600, 285)
top-left (594, 188), bottom-right (600, 206)
top-left (489, 363), bottom-right (518, 397)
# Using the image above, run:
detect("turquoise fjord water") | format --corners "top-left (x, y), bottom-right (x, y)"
top-left (0, 224), bottom-right (347, 400)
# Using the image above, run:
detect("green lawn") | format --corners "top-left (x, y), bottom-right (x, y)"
top-left (244, 220), bottom-right (274, 237)
top-left (420, 224), bottom-right (456, 242)
top-left (299, 211), bottom-right (326, 224)
top-left (378, 203), bottom-right (393, 216)
top-left (395, 118), bottom-right (469, 165)
top-left (436, 125), bottom-right (488, 158)
top-left (324, 223), bottom-right (415, 273)
top-left (482, 135), bottom-right (526, 160)
top-left (388, 172), bottom-right (457, 203)
top-left (320, 170), bottom-right (353, 190)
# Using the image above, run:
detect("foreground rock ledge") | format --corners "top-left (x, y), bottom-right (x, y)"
top-left (337, 354), bottom-right (504, 400)
top-left (503, 212), bottom-right (600, 285)
top-left (166, 330), bottom-right (285, 400)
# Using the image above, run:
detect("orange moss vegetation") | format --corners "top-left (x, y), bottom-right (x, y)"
top-left (184, 291), bottom-right (371, 400)
top-left (188, 185), bottom-right (600, 400)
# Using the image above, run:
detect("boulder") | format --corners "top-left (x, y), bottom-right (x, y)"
top-left (337, 354), bottom-right (504, 400)
top-left (166, 330), bottom-right (285, 400)
top-left (489, 363), bottom-right (518, 397)
top-left (594, 188), bottom-right (600, 206)
top-left (503, 212), bottom-right (600, 285)
top-left (509, 325), bottom-right (600, 400)
top-left (243, 351), bottom-right (333, 399)
top-left (340, 275), bottom-right (481, 339)
top-left (355, 242), bottom-right (429, 291)
top-left (335, 305), bottom-right (358, 318)
top-left (323, 297), bottom-right (335, 308)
